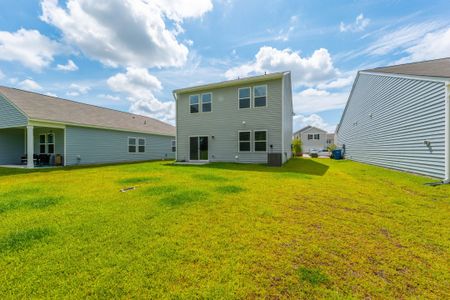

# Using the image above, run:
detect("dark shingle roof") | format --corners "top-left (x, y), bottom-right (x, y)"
top-left (0, 86), bottom-right (175, 136)
top-left (364, 57), bottom-right (450, 79)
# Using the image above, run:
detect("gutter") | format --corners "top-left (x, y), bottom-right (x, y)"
top-left (445, 82), bottom-right (450, 183)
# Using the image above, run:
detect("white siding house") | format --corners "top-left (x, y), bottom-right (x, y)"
top-left (173, 72), bottom-right (293, 165)
top-left (293, 126), bottom-right (331, 153)
top-left (337, 58), bottom-right (450, 181)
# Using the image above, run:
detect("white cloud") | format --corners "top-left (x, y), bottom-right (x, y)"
top-left (0, 69), bottom-right (4, 80)
top-left (46, 92), bottom-right (57, 97)
top-left (294, 114), bottom-right (336, 133)
top-left (40, 0), bottom-right (212, 68)
top-left (316, 74), bottom-right (355, 89)
top-left (340, 14), bottom-right (370, 33)
top-left (98, 94), bottom-right (121, 101)
top-left (225, 46), bottom-right (338, 86)
top-left (56, 59), bottom-right (78, 71)
top-left (294, 88), bottom-right (348, 114)
top-left (69, 83), bottom-right (90, 94)
top-left (107, 67), bottom-right (174, 123)
top-left (66, 91), bottom-right (79, 97)
top-left (0, 28), bottom-right (61, 71)
top-left (18, 79), bottom-right (43, 91)
top-left (398, 27), bottom-right (450, 63)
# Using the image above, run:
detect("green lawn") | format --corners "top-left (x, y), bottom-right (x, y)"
top-left (0, 158), bottom-right (449, 299)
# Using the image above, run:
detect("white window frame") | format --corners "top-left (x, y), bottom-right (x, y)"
top-left (253, 85), bottom-right (268, 108)
top-left (171, 139), bottom-right (176, 152)
top-left (39, 133), bottom-right (56, 154)
top-left (128, 137), bottom-right (137, 153)
top-left (138, 138), bottom-right (146, 153)
top-left (201, 93), bottom-right (212, 113)
top-left (189, 95), bottom-right (200, 114)
top-left (238, 130), bottom-right (252, 152)
top-left (238, 87), bottom-right (251, 110)
top-left (254, 130), bottom-right (268, 152)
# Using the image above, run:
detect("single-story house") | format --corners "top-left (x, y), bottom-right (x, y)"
top-left (293, 126), bottom-right (334, 153)
top-left (0, 86), bottom-right (176, 168)
top-left (173, 71), bottom-right (293, 166)
top-left (336, 58), bottom-right (450, 181)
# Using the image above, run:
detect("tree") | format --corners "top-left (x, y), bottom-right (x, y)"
top-left (292, 138), bottom-right (302, 156)
top-left (327, 144), bottom-right (337, 152)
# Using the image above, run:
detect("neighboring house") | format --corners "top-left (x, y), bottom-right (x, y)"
top-left (337, 58), bottom-right (450, 181)
top-left (326, 133), bottom-right (335, 147)
top-left (293, 126), bottom-right (331, 153)
top-left (0, 86), bottom-right (176, 168)
top-left (173, 71), bottom-right (293, 165)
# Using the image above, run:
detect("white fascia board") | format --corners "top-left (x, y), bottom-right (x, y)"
top-left (445, 82), bottom-right (450, 182)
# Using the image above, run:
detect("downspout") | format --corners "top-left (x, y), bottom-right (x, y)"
top-left (445, 82), bottom-right (450, 183)
top-left (172, 91), bottom-right (178, 162)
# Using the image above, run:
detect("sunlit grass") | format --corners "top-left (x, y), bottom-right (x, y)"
top-left (0, 158), bottom-right (449, 298)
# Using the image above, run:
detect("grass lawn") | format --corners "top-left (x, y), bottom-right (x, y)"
top-left (0, 158), bottom-right (449, 298)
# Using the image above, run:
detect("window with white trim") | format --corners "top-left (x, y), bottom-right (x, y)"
top-left (171, 140), bottom-right (176, 152)
top-left (253, 85), bottom-right (267, 107)
top-left (238, 131), bottom-right (251, 152)
top-left (314, 134), bottom-right (320, 140)
top-left (202, 93), bottom-right (212, 112)
top-left (47, 133), bottom-right (55, 154)
top-left (238, 87), bottom-right (251, 109)
top-left (254, 130), bottom-right (267, 152)
top-left (308, 134), bottom-right (313, 140)
top-left (138, 138), bottom-right (145, 153)
top-left (189, 95), bottom-right (199, 113)
top-left (39, 134), bottom-right (46, 154)
top-left (128, 137), bottom-right (136, 153)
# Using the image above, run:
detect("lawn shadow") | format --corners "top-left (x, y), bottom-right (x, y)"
top-left (168, 158), bottom-right (329, 176)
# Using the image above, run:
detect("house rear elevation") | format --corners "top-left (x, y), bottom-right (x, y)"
top-left (293, 126), bottom-right (334, 153)
top-left (173, 72), bottom-right (293, 165)
top-left (337, 58), bottom-right (450, 181)
top-left (0, 86), bottom-right (175, 168)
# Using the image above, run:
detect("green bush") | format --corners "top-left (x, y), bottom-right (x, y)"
top-left (292, 138), bottom-right (302, 156)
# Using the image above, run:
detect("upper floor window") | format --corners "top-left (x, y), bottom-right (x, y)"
top-left (238, 87), bottom-right (251, 109)
top-left (254, 85), bottom-right (267, 107)
top-left (202, 93), bottom-right (212, 112)
top-left (314, 134), bottom-right (320, 140)
top-left (190, 95), bottom-right (199, 113)
top-left (254, 130), bottom-right (267, 152)
top-left (308, 134), bottom-right (313, 140)
top-left (238, 131), bottom-right (251, 152)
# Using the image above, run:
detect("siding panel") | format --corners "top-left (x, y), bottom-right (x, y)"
top-left (65, 126), bottom-right (175, 165)
top-left (0, 128), bottom-right (25, 164)
top-left (282, 73), bottom-right (293, 163)
top-left (337, 73), bottom-right (446, 178)
top-left (0, 94), bottom-right (27, 128)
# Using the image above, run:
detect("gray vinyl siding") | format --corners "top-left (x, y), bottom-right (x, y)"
top-left (34, 128), bottom-right (64, 155)
top-left (0, 128), bottom-right (25, 164)
top-left (0, 94), bottom-right (27, 128)
top-left (65, 126), bottom-right (175, 166)
top-left (282, 73), bottom-right (293, 163)
top-left (176, 78), bottom-right (283, 164)
top-left (337, 73), bottom-right (446, 179)
top-left (296, 128), bottom-right (328, 153)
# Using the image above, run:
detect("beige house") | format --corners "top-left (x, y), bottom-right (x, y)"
top-left (293, 126), bottom-right (334, 153)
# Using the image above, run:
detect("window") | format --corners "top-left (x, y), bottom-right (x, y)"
top-left (189, 95), bottom-right (199, 113)
top-left (238, 131), bottom-right (251, 152)
top-left (39, 134), bottom-right (46, 154)
top-left (47, 133), bottom-right (55, 154)
top-left (171, 140), bottom-right (176, 152)
top-left (314, 134), bottom-right (320, 140)
top-left (202, 93), bottom-right (212, 112)
top-left (254, 130), bottom-right (267, 152)
top-left (308, 134), bottom-right (313, 140)
top-left (128, 137), bottom-right (136, 153)
top-left (254, 85), bottom-right (267, 107)
top-left (138, 138), bottom-right (145, 153)
top-left (238, 87), bottom-right (251, 109)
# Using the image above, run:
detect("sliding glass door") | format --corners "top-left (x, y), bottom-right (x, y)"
top-left (189, 136), bottom-right (208, 161)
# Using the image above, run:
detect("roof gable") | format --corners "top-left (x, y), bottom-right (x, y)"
top-left (0, 86), bottom-right (175, 136)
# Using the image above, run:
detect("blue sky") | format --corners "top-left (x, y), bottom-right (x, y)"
top-left (0, 0), bottom-right (449, 132)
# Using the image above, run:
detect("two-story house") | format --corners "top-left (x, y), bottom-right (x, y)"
top-left (293, 126), bottom-right (332, 154)
top-left (173, 71), bottom-right (293, 166)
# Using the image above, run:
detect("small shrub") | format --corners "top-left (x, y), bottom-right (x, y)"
top-left (292, 138), bottom-right (302, 156)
